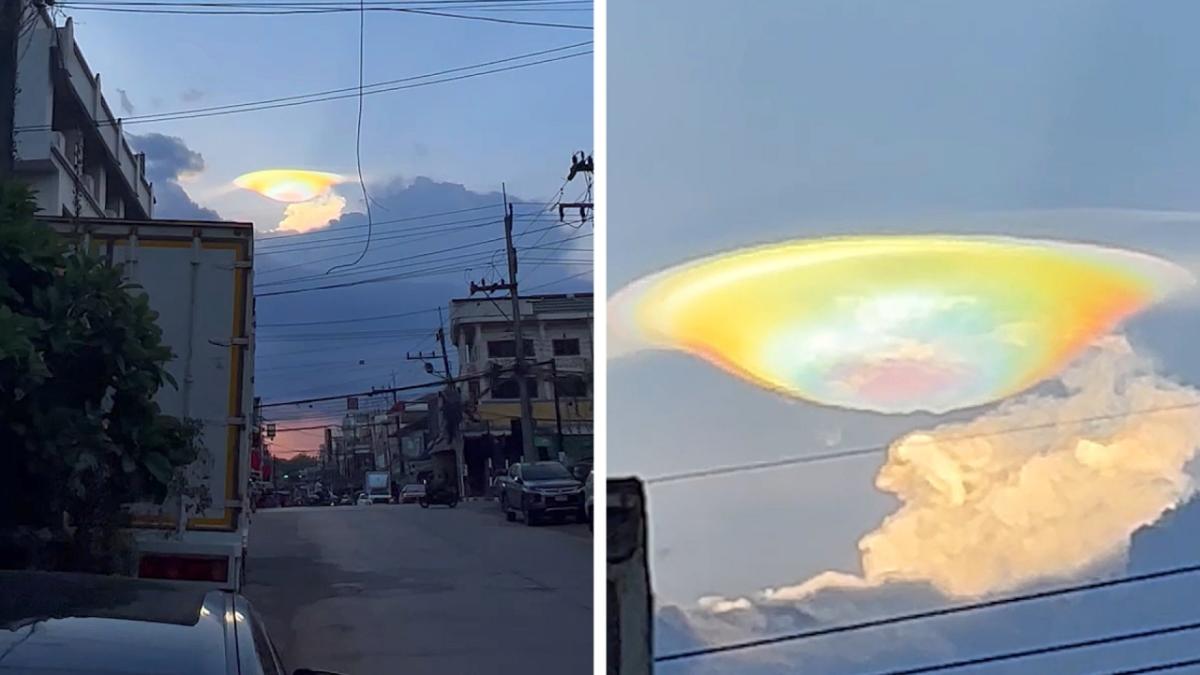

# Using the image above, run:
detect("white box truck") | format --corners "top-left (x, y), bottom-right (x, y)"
top-left (43, 216), bottom-right (255, 591)
top-left (365, 471), bottom-right (391, 504)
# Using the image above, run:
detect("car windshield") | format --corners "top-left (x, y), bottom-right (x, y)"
top-left (523, 463), bottom-right (572, 481)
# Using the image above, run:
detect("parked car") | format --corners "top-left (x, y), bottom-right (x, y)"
top-left (355, 492), bottom-right (372, 506)
top-left (584, 471), bottom-right (594, 531)
top-left (399, 483), bottom-right (426, 504)
top-left (497, 461), bottom-right (586, 526)
top-left (0, 570), bottom-right (344, 675)
top-left (570, 460), bottom-right (593, 482)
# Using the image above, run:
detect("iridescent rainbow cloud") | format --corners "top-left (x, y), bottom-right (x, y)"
top-left (233, 169), bottom-right (344, 203)
top-left (610, 236), bottom-right (1193, 414)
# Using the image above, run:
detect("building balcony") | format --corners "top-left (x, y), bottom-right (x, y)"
top-left (14, 6), bottom-right (152, 219)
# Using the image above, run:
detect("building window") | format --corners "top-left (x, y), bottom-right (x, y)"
top-left (468, 379), bottom-right (481, 402)
top-left (552, 338), bottom-right (581, 356)
top-left (555, 374), bottom-right (589, 397)
top-left (487, 339), bottom-right (535, 358)
top-left (491, 377), bottom-right (539, 400)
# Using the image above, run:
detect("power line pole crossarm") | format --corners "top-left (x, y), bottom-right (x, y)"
top-left (559, 151), bottom-right (594, 222)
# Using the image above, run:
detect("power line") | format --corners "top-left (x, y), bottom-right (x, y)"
top-left (257, 203), bottom-right (498, 242)
top-left (257, 306), bottom-right (440, 328)
top-left (260, 359), bottom-right (556, 407)
top-left (256, 215), bottom-right (505, 256)
top-left (644, 400), bottom-right (1200, 486)
top-left (258, 254), bottom-right (584, 297)
top-left (377, 5), bottom-right (591, 28)
top-left (59, 1), bottom-right (588, 6)
top-left (58, 1), bottom-right (594, 26)
top-left (256, 212), bottom-right (551, 256)
top-left (655, 562), bottom-right (1200, 664)
top-left (14, 44), bottom-right (592, 131)
top-left (257, 256), bottom-right (507, 296)
top-left (256, 221), bottom-right (506, 279)
top-left (258, 249), bottom-right (509, 288)
top-left (259, 228), bottom-right (590, 287)
top-left (327, 0), bottom-right (375, 276)
top-left (61, 0), bottom-right (588, 8)
top-left (869, 620), bottom-right (1200, 675)
top-left (1111, 656), bottom-right (1200, 674)
top-left (255, 222), bottom-right (571, 295)
top-left (523, 269), bottom-right (590, 291)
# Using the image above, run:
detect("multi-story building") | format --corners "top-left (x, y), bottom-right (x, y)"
top-left (13, 5), bottom-right (154, 219)
top-left (448, 292), bottom-right (593, 495)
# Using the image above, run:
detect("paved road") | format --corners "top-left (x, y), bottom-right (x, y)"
top-left (244, 501), bottom-right (593, 675)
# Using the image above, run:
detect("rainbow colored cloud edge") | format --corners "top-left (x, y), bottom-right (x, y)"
top-left (610, 236), bottom-right (1194, 414)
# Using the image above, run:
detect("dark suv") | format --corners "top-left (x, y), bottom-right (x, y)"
top-left (497, 461), bottom-right (585, 526)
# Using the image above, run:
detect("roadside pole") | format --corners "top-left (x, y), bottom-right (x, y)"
top-left (408, 311), bottom-right (465, 497)
top-left (470, 184), bottom-right (537, 464)
top-left (551, 360), bottom-right (564, 460)
top-left (608, 477), bottom-right (652, 675)
top-left (1, 0), bottom-right (19, 178)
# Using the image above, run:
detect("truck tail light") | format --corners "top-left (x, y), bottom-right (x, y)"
top-left (138, 554), bottom-right (229, 583)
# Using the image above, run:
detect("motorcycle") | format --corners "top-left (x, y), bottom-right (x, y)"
top-left (419, 487), bottom-right (460, 509)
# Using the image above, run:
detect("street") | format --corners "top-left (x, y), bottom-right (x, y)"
top-left (243, 500), bottom-right (593, 675)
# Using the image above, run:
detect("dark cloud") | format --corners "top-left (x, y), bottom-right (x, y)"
top-left (128, 133), bottom-right (220, 221)
top-left (180, 88), bottom-right (205, 103)
top-left (655, 496), bottom-right (1200, 673)
top-left (253, 175), bottom-right (592, 405)
top-left (115, 88), bottom-right (135, 115)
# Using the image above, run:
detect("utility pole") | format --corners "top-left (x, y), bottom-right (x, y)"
top-left (407, 311), bottom-right (467, 495)
top-left (469, 183), bottom-right (537, 464)
top-left (551, 360), bottom-right (564, 461)
top-left (436, 306), bottom-right (453, 381)
top-left (0, 0), bottom-right (20, 178)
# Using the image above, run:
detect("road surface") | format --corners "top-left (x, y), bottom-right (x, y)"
top-left (244, 500), bottom-right (593, 674)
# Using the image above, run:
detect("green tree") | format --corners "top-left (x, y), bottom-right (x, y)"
top-left (0, 182), bottom-right (202, 573)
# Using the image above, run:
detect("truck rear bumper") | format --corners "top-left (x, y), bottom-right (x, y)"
top-left (133, 531), bottom-right (245, 591)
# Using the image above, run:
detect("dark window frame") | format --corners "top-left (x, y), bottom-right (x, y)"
top-left (486, 339), bottom-right (535, 358)
top-left (555, 374), bottom-right (589, 397)
top-left (552, 338), bottom-right (581, 356)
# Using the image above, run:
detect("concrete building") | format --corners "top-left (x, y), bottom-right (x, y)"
top-left (336, 410), bottom-right (378, 491)
top-left (388, 399), bottom-right (435, 487)
top-left (448, 292), bottom-right (594, 496)
top-left (13, 4), bottom-right (154, 219)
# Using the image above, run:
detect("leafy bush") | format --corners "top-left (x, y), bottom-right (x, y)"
top-left (0, 182), bottom-right (201, 573)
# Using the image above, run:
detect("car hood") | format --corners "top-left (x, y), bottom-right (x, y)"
top-left (525, 479), bottom-right (582, 490)
top-left (0, 571), bottom-right (230, 674)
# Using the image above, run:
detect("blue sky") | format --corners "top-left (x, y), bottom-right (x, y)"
top-left (54, 3), bottom-right (593, 420)
top-left (67, 4), bottom-right (593, 225)
top-left (609, 1), bottom-right (1200, 669)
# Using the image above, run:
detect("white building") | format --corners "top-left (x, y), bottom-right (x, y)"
top-left (449, 292), bottom-right (594, 404)
top-left (13, 3), bottom-right (153, 219)
top-left (448, 293), bottom-right (594, 494)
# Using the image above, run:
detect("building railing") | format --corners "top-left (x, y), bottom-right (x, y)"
top-left (53, 19), bottom-right (153, 217)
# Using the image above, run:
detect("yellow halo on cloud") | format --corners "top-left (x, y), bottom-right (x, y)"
top-left (233, 169), bottom-right (345, 203)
